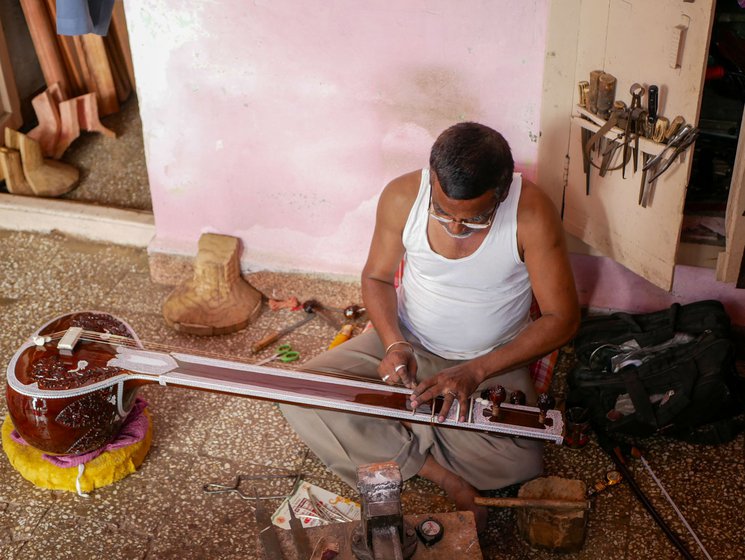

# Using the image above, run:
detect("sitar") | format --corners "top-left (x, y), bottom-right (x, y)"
top-left (5, 311), bottom-right (564, 455)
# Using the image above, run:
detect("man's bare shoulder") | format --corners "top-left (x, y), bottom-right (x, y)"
top-left (516, 178), bottom-right (565, 257)
top-left (517, 178), bottom-right (559, 222)
top-left (381, 170), bottom-right (422, 204)
top-left (377, 170), bottom-right (423, 223)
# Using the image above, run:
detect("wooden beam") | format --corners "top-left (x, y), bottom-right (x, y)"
top-left (19, 0), bottom-right (70, 97)
top-left (111, 0), bottom-right (136, 91)
top-left (0, 16), bottom-right (22, 135)
top-left (80, 34), bottom-right (119, 116)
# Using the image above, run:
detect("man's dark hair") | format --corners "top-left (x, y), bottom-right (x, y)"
top-left (429, 122), bottom-right (514, 200)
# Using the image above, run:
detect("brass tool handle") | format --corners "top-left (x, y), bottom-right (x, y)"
top-left (474, 497), bottom-right (591, 510)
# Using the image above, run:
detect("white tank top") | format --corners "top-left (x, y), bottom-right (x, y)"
top-left (397, 169), bottom-right (532, 360)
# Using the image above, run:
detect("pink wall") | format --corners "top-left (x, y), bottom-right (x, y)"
top-left (125, 0), bottom-right (549, 275)
top-left (125, 1), bottom-right (744, 324)
top-left (572, 255), bottom-right (745, 326)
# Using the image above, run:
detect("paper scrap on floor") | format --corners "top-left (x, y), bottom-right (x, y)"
top-left (272, 480), bottom-right (361, 529)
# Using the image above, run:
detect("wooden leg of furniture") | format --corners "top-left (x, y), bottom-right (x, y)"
top-left (0, 147), bottom-right (35, 196)
top-left (55, 99), bottom-right (81, 159)
top-left (5, 128), bottom-right (79, 197)
top-left (76, 93), bottom-right (116, 138)
top-left (163, 234), bottom-right (264, 336)
top-left (27, 89), bottom-right (61, 158)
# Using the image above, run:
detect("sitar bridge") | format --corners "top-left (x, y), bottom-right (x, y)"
top-left (57, 327), bottom-right (83, 355)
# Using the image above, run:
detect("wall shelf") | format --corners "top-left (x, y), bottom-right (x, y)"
top-left (573, 106), bottom-right (666, 156)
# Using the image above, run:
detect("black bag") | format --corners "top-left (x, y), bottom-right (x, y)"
top-left (567, 300), bottom-right (744, 444)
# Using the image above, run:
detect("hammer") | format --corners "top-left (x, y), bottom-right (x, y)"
top-left (302, 300), bottom-right (342, 330)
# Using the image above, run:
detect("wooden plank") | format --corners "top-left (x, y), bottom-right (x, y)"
top-left (0, 13), bottom-right (22, 134)
top-left (80, 34), bottom-right (119, 116)
top-left (111, 0), bottom-right (136, 91)
top-left (72, 35), bottom-right (97, 95)
top-left (103, 35), bottom-right (131, 102)
top-left (43, 0), bottom-right (85, 97)
top-left (19, 0), bottom-right (70, 97)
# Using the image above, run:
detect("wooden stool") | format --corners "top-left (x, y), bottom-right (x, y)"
top-left (162, 233), bottom-right (263, 336)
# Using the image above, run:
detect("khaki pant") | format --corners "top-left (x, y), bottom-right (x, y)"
top-left (280, 328), bottom-right (543, 490)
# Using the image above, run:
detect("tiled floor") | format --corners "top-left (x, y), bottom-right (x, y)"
top-left (0, 229), bottom-right (743, 559)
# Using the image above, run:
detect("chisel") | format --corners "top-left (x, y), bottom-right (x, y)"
top-left (288, 504), bottom-right (312, 559)
top-left (251, 313), bottom-right (316, 354)
top-left (253, 487), bottom-right (286, 559)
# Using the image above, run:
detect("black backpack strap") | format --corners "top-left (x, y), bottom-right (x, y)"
top-left (612, 303), bottom-right (680, 347)
top-left (621, 365), bottom-right (658, 429)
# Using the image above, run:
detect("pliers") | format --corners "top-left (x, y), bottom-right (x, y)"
top-left (642, 125), bottom-right (699, 183)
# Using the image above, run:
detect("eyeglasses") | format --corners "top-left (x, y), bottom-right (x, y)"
top-left (428, 191), bottom-right (499, 230)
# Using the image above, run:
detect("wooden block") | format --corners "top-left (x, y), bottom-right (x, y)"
top-left (56, 93), bottom-right (115, 158)
top-left (5, 128), bottom-right (79, 197)
top-left (19, 0), bottom-right (69, 97)
top-left (80, 34), bottom-right (119, 116)
top-left (163, 234), bottom-right (264, 336)
top-left (516, 477), bottom-right (588, 553)
top-left (0, 147), bottom-right (34, 196)
top-left (27, 89), bottom-right (61, 157)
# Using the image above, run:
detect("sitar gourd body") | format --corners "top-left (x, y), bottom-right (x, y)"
top-left (6, 312), bottom-right (564, 455)
top-left (6, 312), bottom-right (142, 455)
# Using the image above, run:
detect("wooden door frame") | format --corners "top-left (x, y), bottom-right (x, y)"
top-left (538, 0), bottom-right (600, 256)
top-left (0, 17), bottom-right (22, 136)
top-left (716, 106), bottom-right (745, 284)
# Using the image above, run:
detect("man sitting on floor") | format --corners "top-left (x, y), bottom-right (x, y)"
top-left (280, 122), bottom-right (580, 531)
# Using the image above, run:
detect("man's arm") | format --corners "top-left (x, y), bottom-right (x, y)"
top-left (361, 171), bottom-right (420, 387)
top-left (470, 179), bottom-right (580, 376)
top-left (411, 180), bottom-right (580, 417)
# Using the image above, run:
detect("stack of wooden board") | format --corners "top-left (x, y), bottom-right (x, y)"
top-left (19, 0), bottom-right (135, 117)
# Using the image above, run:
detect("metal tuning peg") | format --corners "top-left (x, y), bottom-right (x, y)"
top-left (489, 385), bottom-right (507, 420)
top-left (537, 393), bottom-right (556, 425)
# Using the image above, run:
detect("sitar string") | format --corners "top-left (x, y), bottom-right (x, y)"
top-left (42, 329), bottom-right (395, 387)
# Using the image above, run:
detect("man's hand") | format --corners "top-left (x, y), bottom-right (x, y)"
top-left (379, 347), bottom-right (418, 389)
top-left (409, 363), bottom-right (483, 422)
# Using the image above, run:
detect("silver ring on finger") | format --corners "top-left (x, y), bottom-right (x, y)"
top-left (382, 375), bottom-right (390, 382)
top-left (446, 390), bottom-right (458, 399)
top-left (394, 364), bottom-right (406, 373)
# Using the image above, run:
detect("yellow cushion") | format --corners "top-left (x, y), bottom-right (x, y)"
top-left (1, 411), bottom-right (152, 493)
